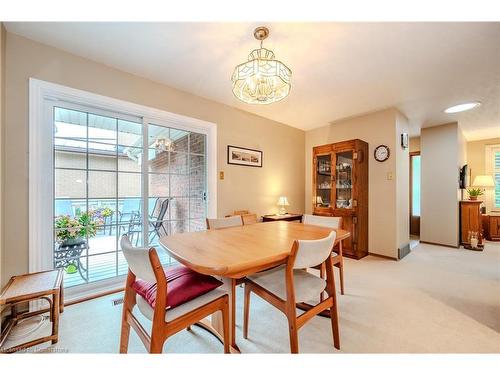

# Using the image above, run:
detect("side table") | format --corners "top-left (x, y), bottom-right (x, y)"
top-left (262, 213), bottom-right (303, 223)
top-left (0, 269), bottom-right (64, 353)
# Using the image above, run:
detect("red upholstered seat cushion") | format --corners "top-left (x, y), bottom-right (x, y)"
top-left (132, 265), bottom-right (223, 310)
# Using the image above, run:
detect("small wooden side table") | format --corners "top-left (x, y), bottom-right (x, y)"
top-left (262, 213), bottom-right (303, 223)
top-left (0, 269), bottom-right (64, 353)
top-left (482, 213), bottom-right (500, 241)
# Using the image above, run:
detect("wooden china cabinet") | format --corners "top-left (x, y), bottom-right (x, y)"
top-left (312, 139), bottom-right (369, 259)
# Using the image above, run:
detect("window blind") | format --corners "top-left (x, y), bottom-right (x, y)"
top-left (495, 150), bottom-right (500, 209)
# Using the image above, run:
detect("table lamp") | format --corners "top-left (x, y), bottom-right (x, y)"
top-left (472, 175), bottom-right (495, 189)
top-left (277, 196), bottom-right (289, 215)
top-left (472, 175), bottom-right (495, 212)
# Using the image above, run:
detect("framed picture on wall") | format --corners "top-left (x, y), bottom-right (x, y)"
top-left (227, 145), bottom-right (263, 167)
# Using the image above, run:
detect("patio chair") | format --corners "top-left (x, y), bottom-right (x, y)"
top-left (115, 198), bottom-right (142, 236)
top-left (120, 198), bottom-right (141, 220)
top-left (125, 197), bottom-right (171, 246)
top-left (148, 197), bottom-right (170, 242)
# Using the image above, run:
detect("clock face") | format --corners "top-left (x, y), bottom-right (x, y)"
top-left (374, 145), bottom-right (390, 162)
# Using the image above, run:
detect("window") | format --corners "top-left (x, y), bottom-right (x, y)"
top-left (486, 145), bottom-right (500, 211)
top-left (494, 149), bottom-right (500, 210)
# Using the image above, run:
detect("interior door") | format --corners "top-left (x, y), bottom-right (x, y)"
top-left (410, 152), bottom-right (421, 236)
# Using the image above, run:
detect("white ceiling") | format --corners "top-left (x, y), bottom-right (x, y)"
top-left (5, 22), bottom-right (500, 140)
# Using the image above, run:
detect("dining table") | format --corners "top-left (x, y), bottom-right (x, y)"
top-left (159, 220), bottom-right (350, 353)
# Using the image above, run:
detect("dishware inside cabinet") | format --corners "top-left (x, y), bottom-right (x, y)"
top-left (315, 154), bottom-right (332, 208)
top-left (335, 151), bottom-right (353, 209)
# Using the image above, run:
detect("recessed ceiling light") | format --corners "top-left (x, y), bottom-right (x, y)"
top-left (444, 102), bottom-right (481, 114)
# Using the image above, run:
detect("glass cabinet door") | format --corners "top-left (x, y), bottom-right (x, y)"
top-left (335, 151), bottom-right (353, 209)
top-left (315, 154), bottom-right (332, 208)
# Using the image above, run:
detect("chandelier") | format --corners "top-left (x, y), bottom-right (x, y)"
top-left (231, 26), bottom-right (291, 104)
top-left (154, 137), bottom-right (173, 153)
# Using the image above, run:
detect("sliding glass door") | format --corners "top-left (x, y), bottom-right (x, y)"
top-left (146, 124), bottom-right (207, 262)
top-left (53, 104), bottom-right (208, 288)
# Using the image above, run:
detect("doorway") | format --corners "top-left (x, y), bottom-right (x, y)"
top-left (410, 152), bottom-right (421, 237)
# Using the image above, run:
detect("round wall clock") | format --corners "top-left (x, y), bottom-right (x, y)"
top-left (374, 145), bottom-right (390, 162)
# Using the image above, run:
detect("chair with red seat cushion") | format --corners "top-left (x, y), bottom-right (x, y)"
top-left (132, 265), bottom-right (223, 309)
top-left (119, 235), bottom-right (230, 354)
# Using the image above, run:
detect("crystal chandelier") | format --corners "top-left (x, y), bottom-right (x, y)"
top-left (231, 26), bottom-right (291, 104)
top-left (154, 137), bottom-right (173, 153)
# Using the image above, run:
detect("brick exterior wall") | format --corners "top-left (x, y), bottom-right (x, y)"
top-left (149, 133), bottom-right (206, 234)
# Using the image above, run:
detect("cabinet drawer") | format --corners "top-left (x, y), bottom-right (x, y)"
top-left (490, 217), bottom-right (500, 237)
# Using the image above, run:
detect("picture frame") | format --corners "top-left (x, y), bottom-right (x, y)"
top-left (227, 145), bottom-right (263, 167)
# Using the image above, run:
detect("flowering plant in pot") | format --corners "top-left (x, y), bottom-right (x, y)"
top-left (466, 188), bottom-right (484, 200)
top-left (55, 211), bottom-right (106, 246)
top-left (92, 207), bottom-right (114, 219)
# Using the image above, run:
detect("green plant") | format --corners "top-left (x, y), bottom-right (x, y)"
top-left (101, 207), bottom-right (114, 218)
top-left (55, 211), bottom-right (104, 243)
top-left (466, 188), bottom-right (484, 197)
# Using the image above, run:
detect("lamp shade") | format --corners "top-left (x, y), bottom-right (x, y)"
top-left (277, 196), bottom-right (290, 206)
top-left (472, 175), bottom-right (495, 188)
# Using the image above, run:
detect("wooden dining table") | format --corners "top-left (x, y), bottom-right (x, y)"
top-left (159, 220), bottom-right (350, 353)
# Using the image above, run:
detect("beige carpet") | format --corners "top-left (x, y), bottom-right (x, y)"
top-left (6, 241), bottom-right (500, 353)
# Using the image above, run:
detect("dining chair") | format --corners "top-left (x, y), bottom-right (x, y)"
top-left (243, 231), bottom-right (340, 353)
top-left (302, 214), bottom-right (345, 295)
top-left (119, 235), bottom-right (230, 354)
top-left (206, 215), bottom-right (243, 229)
top-left (226, 211), bottom-right (258, 225)
top-left (206, 216), bottom-right (246, 288)
top-left (241, 213), bottom-right (258, 225)
top-left (233, 210), bottom-right (250, 215)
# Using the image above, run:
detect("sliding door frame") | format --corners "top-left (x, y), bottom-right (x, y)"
top-left (29, 78), bottom-right (217, 299)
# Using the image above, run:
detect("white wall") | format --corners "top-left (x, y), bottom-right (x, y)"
top-left (395, 112), bottom-right (410, 250)
top-left (305, 108), bottom-right (409, 259)
top-left (409, 137), bottom-right (420, 153)
top-left (420, 123), bottom-right (463, 247)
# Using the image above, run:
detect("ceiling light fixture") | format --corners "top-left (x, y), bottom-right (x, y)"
top-left (444, 102), bottom-right (481, 114)
top-left (154, 138), bottom-right (173, 153)
top-left (231, 26), bottom-right (292, 105)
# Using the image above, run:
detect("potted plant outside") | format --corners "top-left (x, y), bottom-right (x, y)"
top-left (55, 208), bottom-right (114, 246)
